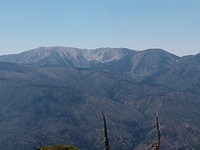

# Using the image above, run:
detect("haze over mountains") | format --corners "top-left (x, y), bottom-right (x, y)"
top-left (0, 47), bottom-right (200, 149)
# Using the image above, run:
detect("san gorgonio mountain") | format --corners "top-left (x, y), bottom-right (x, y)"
top-left (0, 47), bottom-right (200, 149)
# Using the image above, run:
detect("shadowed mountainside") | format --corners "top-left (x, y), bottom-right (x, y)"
top-left (0, 47), bottom-right (200, 149)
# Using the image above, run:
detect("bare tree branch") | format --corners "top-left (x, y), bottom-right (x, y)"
top-left (102, 111), bottom-right (110, 150)
top-left (155, 113), bottom-right (161, 150)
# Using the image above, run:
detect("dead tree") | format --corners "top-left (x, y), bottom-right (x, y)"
top-left (151, 113), bottom-right (161, 150)
top-left (149, 113), bottom-right (161, 150)
top-left (102, 111), bottom-right (110, 150)
top-left (155, 113), bottom-right (161, 150)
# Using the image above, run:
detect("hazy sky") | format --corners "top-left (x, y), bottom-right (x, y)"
top-left (0, 0), bottom-right (199, 56)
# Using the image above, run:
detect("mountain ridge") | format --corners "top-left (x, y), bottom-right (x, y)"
top-left (0, 46), bottom-right (182, 81)
top-left (1, 46), bottom-right (199, 91)
top-left (0, 47), bottom-right (134, 67)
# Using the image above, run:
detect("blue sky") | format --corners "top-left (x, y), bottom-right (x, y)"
top-left (0, 0), bottom-right (199, 56)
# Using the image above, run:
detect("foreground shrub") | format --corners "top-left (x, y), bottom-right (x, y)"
top-left (39, 144), bottom-right (79, 150)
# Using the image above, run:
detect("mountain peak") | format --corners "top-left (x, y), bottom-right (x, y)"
top-left (0, 47), bottom-right (133, 67)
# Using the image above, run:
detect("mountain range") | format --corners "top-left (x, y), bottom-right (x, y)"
top-left (0, 47), bottom-right (200, 149)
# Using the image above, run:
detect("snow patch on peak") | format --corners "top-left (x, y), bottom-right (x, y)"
top-left (86, 48), bottom-right (130, 63)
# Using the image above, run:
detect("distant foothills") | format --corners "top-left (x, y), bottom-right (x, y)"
top-left (0, 46), bottom-right (200, 150)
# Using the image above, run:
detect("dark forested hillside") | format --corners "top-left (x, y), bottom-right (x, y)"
top-left (0, 47), bottom-right (200, 149)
